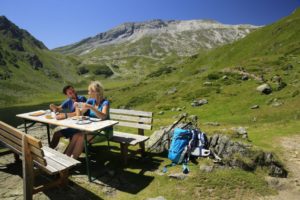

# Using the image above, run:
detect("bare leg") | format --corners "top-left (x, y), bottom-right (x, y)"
top-left (50, 131), bottom-right (63, 149)
top-left (65, 133), bottom-right (81, 156)
top-left (70, 134), bottom-right (93, 159)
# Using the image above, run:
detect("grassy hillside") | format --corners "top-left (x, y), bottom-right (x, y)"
top-left (88, 9), bottom-right (299, 199)
top-left (0, 16), bottom-right (82, 107)
top-left (103, 8), bottom-right (300, 147)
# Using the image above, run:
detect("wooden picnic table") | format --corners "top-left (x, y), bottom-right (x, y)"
top-left (16, 110), bottom-right (118, 182)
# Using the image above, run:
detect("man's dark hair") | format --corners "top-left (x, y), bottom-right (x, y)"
top-left (62, 85), bottom-right (73, 95)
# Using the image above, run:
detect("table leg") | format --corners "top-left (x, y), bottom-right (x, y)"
top-left (24, 119), bottom-right (27, 134)
top-left (46, 124), bottom-right (51, 146)
top-left (84, 134), bottom-right (91, 182)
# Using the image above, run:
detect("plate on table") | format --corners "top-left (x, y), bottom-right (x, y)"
top-left (71, 116), bottom-right (89, 120)
top-left (75, 120), bottom-right (92, 125)
top-left (89, 118), bottom-right (102, 122)
top-left (29, 111), bottom-right (46, 116)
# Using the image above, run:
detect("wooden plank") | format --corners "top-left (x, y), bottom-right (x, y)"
top-left (110, 114), bottom-right (152, 124)
top-left (29, 144), bottom-right (44, 158)
top-left (0, 134), bottom-right (22, 153)
top-left (0, 128), bottom-right (44, 161)
top-left (44, 157), bottom-right (68, 172)
top-left (42, 146), bottom-right (80, 165)
top-left (0, 137), bottom-right (21, 155)
top-left (111, 131), bottom-right (149, 146)
top-left (22, 134), bottom-right (34, 200)
top-left (32, 155), bottom-right (47, 166)
top-left (0, 121), bottom-right (22, 139)
top-left (24, 134), bottom-right (42, 149)
top-left (0, 128), bottom-right (22, 146)
top-left (42, 146), bottom-right (80, 167)
top-left (0, 121), bottom-right (41, 148)
top-left (110, 108), bottom-right (152, 117)
top-left (37, 161), bottom-right (59, 175)
top-left (116, 121), bottom-right (152, 130)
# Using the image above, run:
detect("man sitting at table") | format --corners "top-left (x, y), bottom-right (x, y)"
top-left (49, 85), bottom-right (87, 149)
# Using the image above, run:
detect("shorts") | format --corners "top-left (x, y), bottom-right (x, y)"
top-left (60, 128), bottom-right (79, 138)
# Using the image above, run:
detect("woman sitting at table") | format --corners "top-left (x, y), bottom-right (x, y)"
top-left (64, 81), bottom-right (111, 159)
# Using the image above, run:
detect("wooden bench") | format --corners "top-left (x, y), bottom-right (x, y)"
top-left (0, 121), bottom-right (80, 200)
top-left (109, 108), bottom-right (153, 165)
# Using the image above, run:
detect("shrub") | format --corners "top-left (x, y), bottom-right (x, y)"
top-left (93, 65), bottom-right (114, 77)
top-left (77, 66), bottom-right (89, 75)
top-left (147, 66), bottom-right (175, 78)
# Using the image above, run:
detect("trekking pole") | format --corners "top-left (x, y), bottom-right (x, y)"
top-left (148, 115), bottom-right (187, 153)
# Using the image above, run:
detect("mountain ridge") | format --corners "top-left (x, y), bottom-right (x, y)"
top-left (0, 16), bottom-right (80, 106)
top-left (54, 18), bottom-right (260, 56)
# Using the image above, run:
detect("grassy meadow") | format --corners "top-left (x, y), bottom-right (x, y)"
top-left (0, 8), bottom-right (299, 200)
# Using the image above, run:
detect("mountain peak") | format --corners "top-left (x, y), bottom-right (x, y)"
top-left (0, 15), bottom-right (47, 50)
top-left (55, 18), bottom-right (259, 56)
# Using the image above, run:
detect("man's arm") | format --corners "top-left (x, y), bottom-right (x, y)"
top-left (49, 104), bottom-right (62, 112)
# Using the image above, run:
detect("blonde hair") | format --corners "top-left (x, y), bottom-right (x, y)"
top-left (88, 81), bottom-right (104, 98)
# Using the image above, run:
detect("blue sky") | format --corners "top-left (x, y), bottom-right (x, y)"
top-left (1, 0), bottom-right (299, 49)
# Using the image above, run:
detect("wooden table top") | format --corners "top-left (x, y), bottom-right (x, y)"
top-left (16, 110), bottom-right (118, 132)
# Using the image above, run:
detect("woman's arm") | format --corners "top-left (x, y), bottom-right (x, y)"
top-left (88, 104), bottom-right (109, 120)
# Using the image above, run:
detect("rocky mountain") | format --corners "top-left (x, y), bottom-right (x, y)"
top-left (55, 19), bottom-right (259, 57)
top-left (0, 16), bottom-right (80, 106)
top-left (53, 19), bottom-right (259, 79)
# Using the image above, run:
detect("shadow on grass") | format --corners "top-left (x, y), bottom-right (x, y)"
top-left (0, 143), bottom-right (165, 198)
top-left (73, 145), bottom-right (164, 194)
top-left (0, 153), bottom-right (103, 200)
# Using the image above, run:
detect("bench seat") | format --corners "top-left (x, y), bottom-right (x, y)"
top-left (41, 146), bottom-right (80, 174)
top-left (110, 131), bottom-right (149, 146)
top-left (0, 121), bottom-right (80, 200)
top-left (109, 108), bottom-right (153, 165)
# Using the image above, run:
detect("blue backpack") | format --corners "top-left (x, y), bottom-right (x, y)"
top-left (164, 128), bottom-right (210, 174)
top-left (164, 128), bottom-right (193, 174)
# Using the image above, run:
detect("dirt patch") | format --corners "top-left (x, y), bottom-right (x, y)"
top-left (261, 135), bottom-right (300, 200)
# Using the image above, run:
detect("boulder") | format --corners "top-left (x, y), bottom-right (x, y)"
top-left (231, 127), bottom-right (248, 139)
top-left (256, 83), bottom-right (272, 94)
top-left (241, 75), bottom-right (249, 80)
top-left (250, 105), bottom-right (259, 109)
top-left (158, 111), bottom-right (164, 115)
top-left (222, 75), bottom-right (228, 80)
top-left (203, 81), bottom-right (213, 86)
top-left (271, 101), bottom-right (283, 107)
top-left (204, 122), bottom-right (220, 126)
top-left (166, 87), bottom-right (177, 95)
top-left (188, 115), bottom-right (198, 122)
top-left (276, 82), bottom-right (287, 91)
top-left (168, 173), bottom-right (187, 180)
top-left (146, 196), bottom-right (167, 200)
top-left (191, 99), bottom-right (208, 107)
top-left (271, 75), bottom-right (282, 83)
top-left (269, 98), bottom-right (284, 107)
top-left (199, 164), bottom-right (214, 173)
top-left (209, 134), bottom-right (288, 177)
top-left (176, 107), bottom-right (182, 111)
top-left (145, 129), bottom-right (168, 153)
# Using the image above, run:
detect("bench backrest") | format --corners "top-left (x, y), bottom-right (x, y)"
top-left (0, 121), bottom-right (47, 166)
top-left (110, 108), bottom-right (153, 131)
